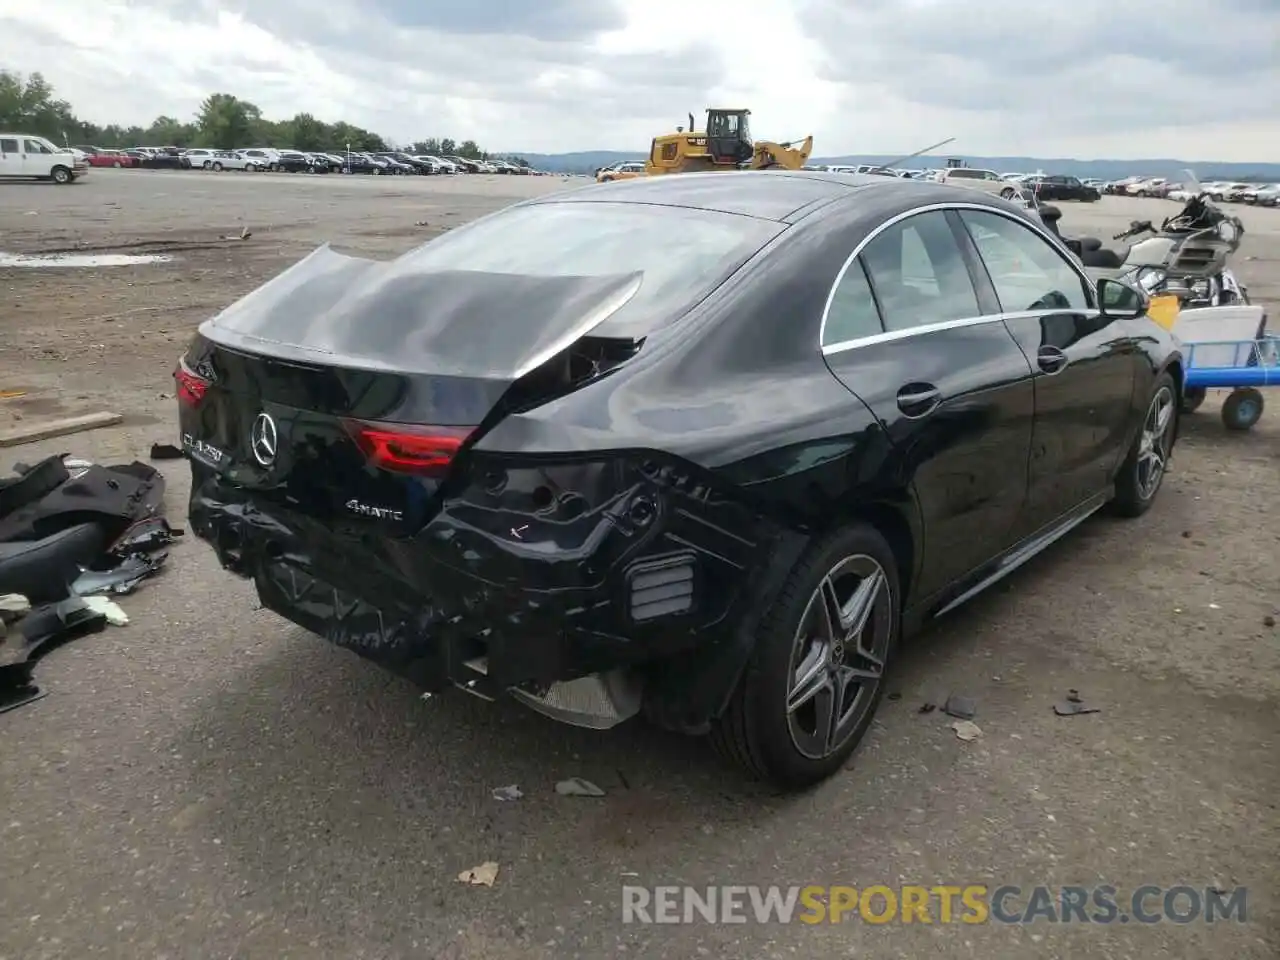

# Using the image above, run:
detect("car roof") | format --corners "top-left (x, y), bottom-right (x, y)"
top-left (544, 169), bottom-right (1023, 223)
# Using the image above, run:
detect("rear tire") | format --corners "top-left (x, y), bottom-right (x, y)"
top-left (112, 161), bottom-right (121, 168)
top-left (1180, 387), bottom-right (1206, 413)
top-left (709, 522), bottom-right (900, 789)
top-left (1222, 388), bottom-right (1263, 431)
top-left (212, 162), bottom-right (223, 172)
top-left (1112, 372), bottom-right (1177, 518)
top-left (202, 160), bottom-right (212, 170)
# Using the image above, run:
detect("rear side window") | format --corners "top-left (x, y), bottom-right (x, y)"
top-left (823, 259), bottom-right (884, 346)
top-left (945, 169), bottom-right (982, 180)
top-left (958, 210), bottom-right (1091, 312)
top-left (859, 211), bottom-right (981, 331)
top-left (0, 138), bottom-right (18, 153)
top-left (391, 200), bottom-right (782, 338)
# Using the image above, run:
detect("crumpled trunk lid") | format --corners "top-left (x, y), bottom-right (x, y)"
top-left (179, 245), bottom-right (642, 532)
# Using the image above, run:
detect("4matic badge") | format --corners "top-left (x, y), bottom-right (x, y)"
top-left (345, 499), bottom-right (404, 522)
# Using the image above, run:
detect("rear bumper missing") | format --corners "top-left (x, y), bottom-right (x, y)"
top-left (188, 451), bottom-right (795, 725)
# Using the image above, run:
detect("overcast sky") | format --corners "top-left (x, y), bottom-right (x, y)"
top-left (2, 0), bottom-right (1277, 160)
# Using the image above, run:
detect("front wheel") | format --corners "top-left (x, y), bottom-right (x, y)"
top-left (112, 161), bottom-right (121, 168)
top-left (1000, 187), bottom-right (1015, 199)
top-left (1111, 373), bottom-right (1177, 517)
top-left (709, 523), bottom-right (900, 788)
top-left (373, 167), bottom-right (382, 175)
top-left (1222, 388), bottom-right (1264, 431)
top-left (212, 162), bottom-right (223, 172)
top-left (50, 165), bottom-right (72, 185)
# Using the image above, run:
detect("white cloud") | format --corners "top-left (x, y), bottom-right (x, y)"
top-left (1, 0), bottom-right (1277, 160)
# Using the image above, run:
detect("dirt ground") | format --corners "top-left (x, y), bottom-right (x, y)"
top-left (1, 169), bottom-right (1277, 959)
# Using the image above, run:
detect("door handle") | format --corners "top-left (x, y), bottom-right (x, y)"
top-left (896, 383), bottom-right (941, 418)
top-left (1037, 346), bottom-right (1069, 374)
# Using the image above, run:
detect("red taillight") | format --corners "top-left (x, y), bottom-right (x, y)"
top-left (345, 421), bottom-right (473, 477)
top-left (174, 360), bottom-right (209, 407)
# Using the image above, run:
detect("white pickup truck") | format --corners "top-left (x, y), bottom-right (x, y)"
top-left (0, 134), bottom-right (88, 183)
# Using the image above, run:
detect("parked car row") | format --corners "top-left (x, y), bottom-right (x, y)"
top-left (800, 165), bottom-right (1106, 202)
top-left (69, 145), bottom-right (546, 176)
top-left (788, 164), bottom-right (1279, 210)
top-left (1101, 175), bottom-right (1279, 206)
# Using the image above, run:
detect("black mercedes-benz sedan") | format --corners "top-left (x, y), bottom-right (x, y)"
top-left (174, 171), bottom-right (1183, 788)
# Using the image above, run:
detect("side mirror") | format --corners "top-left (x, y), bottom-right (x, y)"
top-left (1097, 278), bottom-right (1147, 320)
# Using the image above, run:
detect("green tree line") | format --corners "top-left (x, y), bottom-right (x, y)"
top-left (0, 71), bottom-right (526, 165)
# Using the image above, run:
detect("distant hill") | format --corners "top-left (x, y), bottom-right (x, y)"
top-left (517, 150), bottom-right (1280, 181)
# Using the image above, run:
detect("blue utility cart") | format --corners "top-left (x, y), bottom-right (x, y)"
top-left (1181, 334), bottom-right (1280, 430)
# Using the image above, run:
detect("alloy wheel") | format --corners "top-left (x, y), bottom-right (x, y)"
top-left (1137, 385), bottom-right (1174, 499)
top-left (786, 554), bottom-right (892, 760)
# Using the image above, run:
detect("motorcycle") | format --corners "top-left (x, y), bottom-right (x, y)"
top-left (1009, 177), bottom-right (1249, 315)
top-left (1069, 173), bottom-right (1247, 309)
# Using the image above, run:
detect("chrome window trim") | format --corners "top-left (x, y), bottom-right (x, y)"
top-left (823, 307), bottom-right (1105, 356)
top-left (817, 201), bottom-right (1097, 353)
top-left (822, 313), bottom-right (1003, 354)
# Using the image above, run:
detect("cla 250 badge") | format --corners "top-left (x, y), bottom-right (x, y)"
top-left (182, 433), bottom-right (226, 466)
top-left (345, 498), bottom-right (404, 521)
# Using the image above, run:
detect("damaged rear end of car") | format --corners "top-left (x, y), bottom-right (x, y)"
top-left (180, 198), bottom-right (794, 731)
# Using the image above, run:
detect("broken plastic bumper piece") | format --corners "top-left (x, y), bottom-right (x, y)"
top-left (187, 452), bottom-right (780, 708)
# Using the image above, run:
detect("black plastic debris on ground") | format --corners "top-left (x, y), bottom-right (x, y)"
top-left (111, 516), bottom-right (182, 558)
top-left (71, 551), bottom-right (169, 596)
top-left (0, 453), bottom-right (176, 712)
top-left (0, 453), bottom-right (171, 600)
top-left (1, 596), bottom-right (109, 713)
top-left (149, 442), bottom-right (184, 461)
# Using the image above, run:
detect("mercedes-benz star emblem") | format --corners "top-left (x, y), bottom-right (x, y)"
top-left (250, 412), bottom-right (278, 467)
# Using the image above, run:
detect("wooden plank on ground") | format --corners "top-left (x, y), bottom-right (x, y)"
top-left (0, 411), bottom-right (124, 447)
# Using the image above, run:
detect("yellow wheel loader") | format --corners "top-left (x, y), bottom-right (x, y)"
top-left (644, 109), bottom-right (813, 176)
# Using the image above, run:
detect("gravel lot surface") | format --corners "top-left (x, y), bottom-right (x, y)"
top-left (1, 169), bottom-right (1277, 959)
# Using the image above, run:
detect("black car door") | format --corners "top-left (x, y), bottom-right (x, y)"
top-left (1042, 176), bottom-right (1068, 201)
top-left (821, 209), bottom-right (1035, 599)
top-left (954, 208), bottom-right (1136, 534)
top-left (1061, 176), bottom-right (1084, 200)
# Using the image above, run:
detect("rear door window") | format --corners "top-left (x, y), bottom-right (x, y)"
top-left (859, 211), bottom-right (981, 331)
top-left (0, 138), bottom-right (18, 153)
